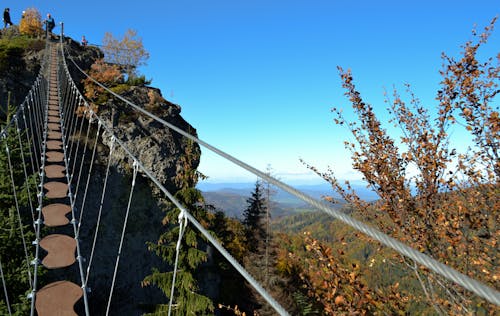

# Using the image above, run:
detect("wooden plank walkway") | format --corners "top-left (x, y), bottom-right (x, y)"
top-left (35, 44), bottom-right (83, 316)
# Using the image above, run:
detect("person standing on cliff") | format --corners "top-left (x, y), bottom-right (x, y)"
top-left (3, 8), bottom-right (12, 29)
top-left (45, 13), bottom-right (55, 38)
top-left (81, 35), bottom-right (88, 47)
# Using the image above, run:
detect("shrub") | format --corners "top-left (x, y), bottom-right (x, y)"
top-left (125, 74), bottom-right (151, 86)
top-left (19, 8), bottom-right (42, 37)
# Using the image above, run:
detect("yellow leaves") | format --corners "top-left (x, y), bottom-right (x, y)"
top-left (19, 8), bottom-right (42, 36)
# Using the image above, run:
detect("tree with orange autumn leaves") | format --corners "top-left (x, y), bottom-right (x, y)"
top-left (299, 18), bottom-right (499, 315)
top-left (19, 8), bottom-right (43, 37)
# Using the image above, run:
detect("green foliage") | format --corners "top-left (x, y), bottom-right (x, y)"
top-left (0, 106), bottom-right (39, 315)
top-left (292, 291), bottom-right (320, 315)
top-left (142, 268), bottom-right (213, 316)
top-left (126, 75), bottom-right (151, 87)
top-left (0, 35), bottom-right (43, 75)
top-left (144, 140), bottom-right (214, 315)
top-left (144, 189), bottom-right (214, 315)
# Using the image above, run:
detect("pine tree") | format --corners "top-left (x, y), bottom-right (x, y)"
top-left (242, 181), bottom-right (267, 253)
top-left (142, 139), bottom-right (214, 315)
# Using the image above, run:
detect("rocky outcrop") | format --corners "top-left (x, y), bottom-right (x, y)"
top-left (99, 86), bottom-right (200, 193)
top-left (0, 26), bottom-right (45, 114)
top-left (1, 32), bottom-right (201, 314)
top-left (64, 44), bottom-right (201, 314)
top-left (71, 87), bottom-right (201, 314)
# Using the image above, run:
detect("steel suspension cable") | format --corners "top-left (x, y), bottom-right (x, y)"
top-left (65, 47), bottom-right (500, 306)
top-left (64, 91), bottom-right (79, 165)
top-left (69, 103), bottom-right (86, 183)
top-left (14, 116), bottom-right (36, 226)
top-left (4, 138), bottom-right (33, 290)
top-left (0, 256), bottom-right (12, 316)
top-left (25, 94), bottom-right (41, 176)
top-left (168, 209), bottom-right (188, 316)
top-left (76, 121), bottom-right (102, 237)
top-left (94, 115), bottom-right (290, 315)
top-left (30, 87), bottom-right (43, 170)
top-left (23, 98), bottom-right (41, 179)
top-left (72, 108), bottom-right (93, 195)
top-left (21, 107), bottom-right (38, 187)
top-left (85, 136), bottom-right (115, 285)
top-left (105, 161), bottom-right (139, 315)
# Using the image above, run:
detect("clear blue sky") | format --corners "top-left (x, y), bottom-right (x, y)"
top-left (7, 1), bottom-right (500, 184)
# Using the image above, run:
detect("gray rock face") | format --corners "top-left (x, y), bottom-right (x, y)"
top-left (72, 87), bottom-right (201, 314)
top-left (98, 85), bottom-right (201, 194)
top-left (1, 32), bottom-right (202, 314)
top-left (67, 56), bottom-right (201, 314)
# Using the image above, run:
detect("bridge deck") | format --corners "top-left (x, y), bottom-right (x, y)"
top-left (35, 43), bottom-right (83, 316)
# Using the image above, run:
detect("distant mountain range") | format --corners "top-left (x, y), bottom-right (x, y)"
top-left (197, 181), bottom-right (378, 219)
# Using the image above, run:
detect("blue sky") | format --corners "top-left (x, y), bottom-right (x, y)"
top-left (7, 1), bottom-right (500, 184)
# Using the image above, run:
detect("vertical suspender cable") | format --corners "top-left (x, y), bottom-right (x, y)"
top-left (14, 117), bottom-right (36, 226)
top-left (76, 121), bottom-right (101, 236)
top-left (72, 108), bottom-right (92, 199)
top-left (0, 257), bottom-right (12, 316)
top-left (168, 210), bottom-right (188, 316)
top-left (26, 95), bottom-right (41, 175)
top-left (4, 139), bottom-right (33, 290)
top-left (105, 161), bottom-right (138, 315)
top-left (21, 107), bottom-right (38, 188)
top-left (68, 101), bottom-right (86, 182)
top-left (85, 136), bottom-right (115, 285)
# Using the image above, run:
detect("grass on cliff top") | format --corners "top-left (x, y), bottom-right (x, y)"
top-left (0, 33), bottom-right (44, 73)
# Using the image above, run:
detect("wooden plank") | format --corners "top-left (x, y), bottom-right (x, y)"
top-left (45, 165), bottom-right (66, 178)
top-left (42, 203), bottom-right (71, 226)
top-left (44, 182), bottom-right (68, 199)
top-left (40, 234), bottom-right (76, 268)
top-left (36, 281), bottom-right (82, 316)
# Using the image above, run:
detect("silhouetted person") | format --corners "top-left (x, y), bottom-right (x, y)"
top-left (3, 8), bottom-right (12, 29)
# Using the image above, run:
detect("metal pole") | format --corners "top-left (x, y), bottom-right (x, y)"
top-left (60, 22), bottom-right (64, 42)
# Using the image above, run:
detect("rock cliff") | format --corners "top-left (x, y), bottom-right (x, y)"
top-left (63, 37), bottom-right (202, 315)
top-left (1, 30), bottom-right (201, 314)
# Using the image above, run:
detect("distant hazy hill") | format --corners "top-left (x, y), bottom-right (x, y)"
top-left (198, 181), bottom-right (378, 219)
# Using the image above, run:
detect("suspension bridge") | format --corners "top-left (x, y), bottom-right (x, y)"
top-left (0, 28), bottom-right (499, 315)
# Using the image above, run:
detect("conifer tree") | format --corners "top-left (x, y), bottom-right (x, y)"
top-left (242, 181), bottom-right (267, 253)
top-left (142, 139), bottom-right (214, 315)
